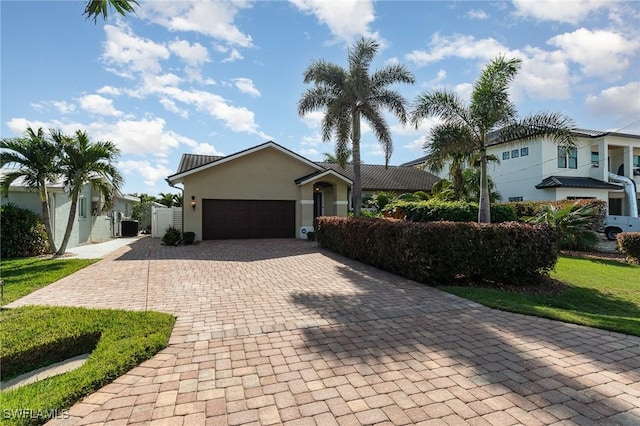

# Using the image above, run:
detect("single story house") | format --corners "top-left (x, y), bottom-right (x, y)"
top-left (0, 173), bottom-right (139, 249)
top-left (166, 141), bottom-right (439, 240)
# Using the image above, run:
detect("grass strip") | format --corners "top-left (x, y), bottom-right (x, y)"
top-left (0, 306), bottom-right (175, 425)
top-left (439, 256), bottom-right (640, 336)
top-left (1, 258), bottom-right (98, 306)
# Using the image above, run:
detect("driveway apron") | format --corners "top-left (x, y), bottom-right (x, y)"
top-left (7, 238), bottom-right (640, 425)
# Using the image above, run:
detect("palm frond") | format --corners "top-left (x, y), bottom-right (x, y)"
top-left (84, 0), bottom-right (139, 23)
top-left (497, 112), bottom-right (577, 147)
top-left (370, 64), bottom-right (416, 89)
top-left (410, 90), bottom-right (472, 129)
top-left (369, 88), bottom-right (410, 124)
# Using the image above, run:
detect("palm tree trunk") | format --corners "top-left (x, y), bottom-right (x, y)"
top-left (478, 148), bottom-right (491, 223)
top-left (56, 189), bottom-right (79, 255)
top-left (38, 180), bottom-right (57, 253)
top-left (352, 109), bottom-right (362, 217)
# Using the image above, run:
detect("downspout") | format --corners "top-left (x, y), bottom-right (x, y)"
top-left (165, 178), bottom-right (185, 233)
top-left (608, 172), bottom-right (638, 217)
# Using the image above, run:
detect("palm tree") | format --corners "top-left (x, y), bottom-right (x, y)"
top-left (1, 127), bottom-right (61, 253)
top-left (298, 37), bottom-right (415, 216)
top-left (411, 56), bottom-right (576, 223)
top-left (55, 130), bottom-right (123, 255)
top-left (84, 0), bottom-right (138, 22)
top-left (158, 192), bottom-right (177, 208)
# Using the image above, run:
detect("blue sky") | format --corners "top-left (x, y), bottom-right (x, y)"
top-left (2, 0), bottom-right (639, 196)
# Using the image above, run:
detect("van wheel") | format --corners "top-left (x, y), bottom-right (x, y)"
top-left (605, 227), bottom-right (622, 241)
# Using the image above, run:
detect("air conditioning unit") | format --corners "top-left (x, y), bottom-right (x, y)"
top-left (299, 226), bottom-right (314, 239)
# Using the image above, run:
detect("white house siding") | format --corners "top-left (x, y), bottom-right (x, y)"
top-left (489, 142), bottom-right (543, 201)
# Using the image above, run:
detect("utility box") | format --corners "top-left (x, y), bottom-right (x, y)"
top-left (121, 220), bottom-right (139, 237)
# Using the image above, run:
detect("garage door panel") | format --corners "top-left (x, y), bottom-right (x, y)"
top-left (203, 199), bottom-right (295, 240)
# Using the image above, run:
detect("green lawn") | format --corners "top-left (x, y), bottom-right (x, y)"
top-left (1, 257), bottom-right (98, 305)
top-left (0, 258), bottom-right (175, 425)
top-left (440, 255), bottom-right (640, 337)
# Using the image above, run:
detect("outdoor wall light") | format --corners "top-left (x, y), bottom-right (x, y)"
top-left (191, 195), bottom-right (196, 210)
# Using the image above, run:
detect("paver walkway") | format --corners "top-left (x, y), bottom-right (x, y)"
top-left (8, 238), bottom-right (640, 425)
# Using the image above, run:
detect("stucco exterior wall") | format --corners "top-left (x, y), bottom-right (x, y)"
top-left (488, 141), bottom-right (542, 201)
top-left (181, 147), bottom-right (331, 239)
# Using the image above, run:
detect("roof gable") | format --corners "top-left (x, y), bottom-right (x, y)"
top-left (168, 141), bottom-right (323, 183)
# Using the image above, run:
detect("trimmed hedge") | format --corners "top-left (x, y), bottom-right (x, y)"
top-left (617, 232), bottom-right (640, 263)
top-left (383, 200), bottom-right (517, 223)
top-left (0, 203), bottom-right (49, 258)
top-left (315, 216), bottom-right (558, 285)
top-left (508, 199), bottom-right (607, 231)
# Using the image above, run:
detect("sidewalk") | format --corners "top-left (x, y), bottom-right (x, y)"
top-left (65, 236), bottom-right (144, 259)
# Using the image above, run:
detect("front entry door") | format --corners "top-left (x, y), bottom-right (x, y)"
top-left (313, 191), bottom-right (323, 218)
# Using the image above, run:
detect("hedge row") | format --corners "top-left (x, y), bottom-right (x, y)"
top-left (507, 199), bottom-right (607, 231)
top-left (0, 203), bottom-right (50, 258)
top-left (314, 217), bottom-right (558, 285)
top-left (383, 200), bottom-right (517, 223)
top-left (617, 232), bottom-right (640, 263)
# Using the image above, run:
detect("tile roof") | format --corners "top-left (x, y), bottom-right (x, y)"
top-left (176, 154), bottom-right (224, 174)
top-left (535, 176), bottom-right (623, 190)
top-left (317, 162), bottom-right (439, 192)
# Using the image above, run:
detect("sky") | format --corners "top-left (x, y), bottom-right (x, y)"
top-left (2, 0), bottom-right (639, 196)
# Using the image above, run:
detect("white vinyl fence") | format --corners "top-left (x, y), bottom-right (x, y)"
top-left (152, 206), bottom-right (182, 238)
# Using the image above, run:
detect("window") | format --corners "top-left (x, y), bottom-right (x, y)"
top-left (520, 147), bottom-right (529, 156)
top-left (509, 197), bottom-right (524, 202)
top-left (558, 146), bottom-right (577, 169)
top-left (511, 149), bottom-right (519, 158)
top-left (634, 155), bottom-right (640, 176)
top-left (79, 197), bottom-right (87, 218)
top-left (502, 151), bottom-right (510, 160)
top-left (591, 152), bottom-right (599, 167)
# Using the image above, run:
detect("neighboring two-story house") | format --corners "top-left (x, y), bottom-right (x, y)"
top-left (405, 129), bottom-right (640, 216)
top-left (487, 129), bottom-right (639, 215)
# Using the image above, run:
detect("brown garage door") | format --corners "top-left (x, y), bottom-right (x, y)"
top-left (202, 199), bottom-right (295, 240)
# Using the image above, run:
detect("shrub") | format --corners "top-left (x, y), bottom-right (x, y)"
top-left (314, 216), bottom-right (558, 285)
top-left (182, 231), bottom-right (196, 245)
top-left (509, 199), bottom-right (606, 231)
top-left (617, 232), bottom-right (640, 263)
top-left (383, 200), bottom-right (517, 223)
top-left (161, 226), bottom-right (181, 245)
top-left (0, 203), bottom-right (49, 258)
top-left (523, 201), bottom-right (599, 251)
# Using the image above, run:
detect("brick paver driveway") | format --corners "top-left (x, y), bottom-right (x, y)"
top-left (9, 238), bottom-right (640, 425)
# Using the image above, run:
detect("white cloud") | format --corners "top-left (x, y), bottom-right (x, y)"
top-left (300, 111), bottom-right (325, 129)
top-left (548, 28), bottom-right (639, 79)
top-left (159, 98), bottom-right (189, 119)
top-left (168, 39), bottom-right (210, 67)
top-left (512, 0), bottom-right (609, 24)
top-left (118, 160), bottom-right (173, 187)
top-left (290, 0), bottom-right (378, 42)
top-left (96, 86), bottom-right (122, 96)
top-left (298, 148), bottom-right (320, 157)
top-left (78, 94), bottom-right (122, 117)
top-left (405, 33), bottom-right (506, 66)
top-left (301, 134), bottom-right (323, 146)
top-left (586, 82), bottom-right (640, 126)
top-left (232, 78), bottom-right (261, 97)
top-left (222, 48), bottom-right (244, 63)
top-left (515, 47), bottom-right (571, 100)
top-left (453, 83), bottom-right (473, 102)
top-left (102, 24), bottom-right (170, 76)
top-left (140, 1), bottom-right (253, 47)
top-left (52, 101), bottom-right (76, 114)
top-left (467, 9), bottom-right (488, 20)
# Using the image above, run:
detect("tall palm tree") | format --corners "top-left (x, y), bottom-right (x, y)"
top-left (1, 127), bottom-right (61, 253)
top-left (158, 192), bottom-right (177, 208)
top-left (298, 37), bottom-right (415, 216)
top-left (84, 0), bottom-right (138, 22)
top-left (411, 56), bottom-right (576, 223)
top-left (55, 130), bottom-right (123, 255)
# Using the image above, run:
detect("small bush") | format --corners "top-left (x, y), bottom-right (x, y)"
top-left (383, 200), bottom-right (517, 223)
top-left (524, 201), bottom-right (599, 251)
top-left (161, 226), bottom-right (181, 245)
top-left (182, 231), bottom-right (196, 245)
top-left (617, 232), bottom-right (640, 263)
top-left (314, 216), bottom-right (558, 285)
top-left (0, 203), bottom-right (49, 258)
top-left (509, 199), bottom-right (606, 231)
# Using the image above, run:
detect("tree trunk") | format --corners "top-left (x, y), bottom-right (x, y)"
top-left (39, 180), bottom-right (57, 253)
top-left (477, 148), bottom-right (491, 223)
top-left (56, 189), bottom-right (79, 256)
top-left (352, 109), bottom-right (362, 217)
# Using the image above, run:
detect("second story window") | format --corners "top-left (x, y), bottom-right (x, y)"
top-left (591, 152), bottom-right (599, 167)
top-left (511, 149), bottom-right (519, 158)
top-left (558, 146), bottom-right (577, 169)
top-left (502, 151), bottom-right (510, 160)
